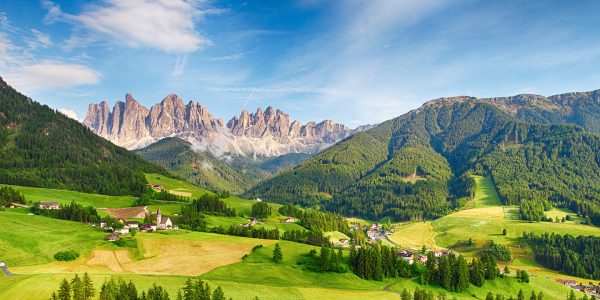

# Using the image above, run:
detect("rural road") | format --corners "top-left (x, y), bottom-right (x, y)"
top-left (1, 265), bottom-right (14, 276)
top-left (382, 281), bottom-right (402, 294)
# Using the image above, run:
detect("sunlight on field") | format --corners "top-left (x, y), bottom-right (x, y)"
top-left (389, 222), bottom-right (440, 250)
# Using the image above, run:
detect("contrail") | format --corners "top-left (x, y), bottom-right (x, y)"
top-left (242, 86), bottom-right (256, 110)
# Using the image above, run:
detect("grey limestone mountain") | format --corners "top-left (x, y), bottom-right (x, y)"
top-left (84, 93), bottom-right (360, 157)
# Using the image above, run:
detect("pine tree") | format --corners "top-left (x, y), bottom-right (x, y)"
top-left (212, 287), bottom-right (225, 300)
top-left (71, 274), bottom-right (83, 300)
top-left (529, 291), bottom-right (536, 300)
top-left (58, 279), bottom-right (71, 300)
top-left (517, 289), bottom-right (524, 300)
top-left (536, 291), bottom-right (543, 300)
top-left (454, 256), bottom-right (470, 292)
top-left (272, 243), bottom-right (283, 263)
top-left (568, 290), bottom-right (576, 300)
top-left (487, 293), bottom-right (495, 300)
top-left (82, 272), bottom-right (95, 300)
top-left (401, 288), bottom-right (412, 300)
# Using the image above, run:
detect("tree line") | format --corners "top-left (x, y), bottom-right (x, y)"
top-left (278, 204), bottom-right (350, 234)
top-left (525, 232), bottom-right (600, 279)
top-left (32, 201), bottom-right (100, 224)
top-left (48, 273), bottom-right (232, 300)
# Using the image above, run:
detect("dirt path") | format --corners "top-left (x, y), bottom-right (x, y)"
top-left (1, 265), bottom-right (14, 276)
top-left (382, 281), bottom-right (402, 294)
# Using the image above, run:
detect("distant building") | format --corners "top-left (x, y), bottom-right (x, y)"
top-left (281, 217), bottom-right (296, 223)
top-left (141, 223), bottom-right (157, 232)
top-left (145, 183), bottom-right (164, 191)
top-left (125, 221), bottom-right (139, 229)
top-left (247, 217), bottom-right (260, 225)
top-left (255, 198), bottom-right (262, 202)
top-left (418, 255), bottom-right (428, 263)
top-left (384, 230), bottom-right (393, 236)
top-left (114, 226), bottom-right (130, 235)
top-left (155, 208), bottom-right (173, 230)
top-left (39, 202), bottom-right (60, 210)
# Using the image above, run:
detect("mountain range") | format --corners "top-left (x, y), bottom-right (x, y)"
top-left (84, 94), bottom-right (361, 157)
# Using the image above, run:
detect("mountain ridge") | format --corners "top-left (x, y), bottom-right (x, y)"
top-left (84, 94), bottom-right (358, 157)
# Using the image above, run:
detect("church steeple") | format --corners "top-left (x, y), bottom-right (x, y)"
top-left (156, 208), bottom-right (162, 225)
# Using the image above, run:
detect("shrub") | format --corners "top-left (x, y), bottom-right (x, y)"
top-left (114, 238), bottom-right (126, 247)
top-left (54, 250), bottom-right (79, 261)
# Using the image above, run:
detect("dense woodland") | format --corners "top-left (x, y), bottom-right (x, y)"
top-left (246, 99), bottom-right (600, 225)
top-left (0, 78), bottom-right (166, 196)
top-left (526, 232), bottom-right (600, 279)
top-left (279, 204), bottom-right (350, 233)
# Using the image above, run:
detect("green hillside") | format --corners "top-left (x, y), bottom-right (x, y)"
top-left (0, 78), bottom-right (167, 196)
top-left (136, 137), bottom-right (311, 194)
top-left (246, 99), bottom-right (600, 225)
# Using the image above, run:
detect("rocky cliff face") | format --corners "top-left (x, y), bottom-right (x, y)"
top-left (84, 94), bottom-right (356, 157)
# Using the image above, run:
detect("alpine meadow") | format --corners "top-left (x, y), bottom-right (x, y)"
top-left (2, 1), bottom-right (600, 300)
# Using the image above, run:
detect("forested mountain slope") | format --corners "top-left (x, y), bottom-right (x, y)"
top-left (0, 77), bottom-right (166, 196)
top-left (135, 137), bottom-right (311, 194)
top-left (246, 97), bottom-right (600, 225)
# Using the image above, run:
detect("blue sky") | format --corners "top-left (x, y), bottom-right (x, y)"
top-left (1, 1), bottom-right (600, 127)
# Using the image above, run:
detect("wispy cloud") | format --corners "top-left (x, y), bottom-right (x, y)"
top-left (4, 63), bottom-right (101, 93)
top-left (43, 0), bottom-right (217, 53)
top-left (210, 52), bottom-right (246, 61)
top-left (58, 108), bottom-right (82, 122)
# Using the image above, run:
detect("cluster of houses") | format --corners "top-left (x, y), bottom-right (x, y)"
top-left (397, 249), bottom-right (453, 265)
top-left (240, 217), bottom-right (261, 228)
top-left (333, 238), bottom-right (350, 248)
top-left (238, 216), bottom-right (296, 228)
top-left (98, 208), bottom-right (175, 241)
top-left (366, 223), bottom-right (393, 243)
top-left (556, 279), bottom-right (600, 298)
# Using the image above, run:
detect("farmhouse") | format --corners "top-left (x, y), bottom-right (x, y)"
top-left (247, 217), bottom-right (260, 225)
top-left (418, 255), bottom-right (428, 263)
top-left (281, 217), bottom-right (296, 223)
top-left (125, 221), bottom-right (139, 229)
top-left (145, 183), bottom-right (164, 191)
top-left (140, 223), bottom-right (157, 232)
top-left (39, 201), bottom-right (60, 210)
top-left (255, 198), bottom-right (262, 202)
top-left (114, 226), bottom-right (130, 235)
top-left (339, 238), bottom-right (350, 248)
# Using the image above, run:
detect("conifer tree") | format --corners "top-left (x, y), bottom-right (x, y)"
top-left (272, 243), bottom-right (283, 263)
top-left (212, 286), bottom-right (225, 300)
top-left (58, 279), bottom-right (71, 300)
top-left (71, 274), bottom-right (83, 300)
top-left (82, 272), bottom-right (95, 300)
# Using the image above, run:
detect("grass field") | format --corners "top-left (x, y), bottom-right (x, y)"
top-left (1, 184), bottom-right (135, 208)
top-left (145, 173), bottom-right (212, 198)
top-left (0, 210), bottom-right (107, 266)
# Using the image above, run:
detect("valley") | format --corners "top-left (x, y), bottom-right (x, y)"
top-left (1, 173), bottom-right (598, 299)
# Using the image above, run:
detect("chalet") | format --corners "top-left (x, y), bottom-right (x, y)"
top-left (384, 230), bottom-right (393, 236)
top-left (367, 230), bottom-right (379, 240)
top-left (39, 202), bottom-right (60, 210)
top-left (255, 198), bottom-right (262, 202)
top-left (281, 217), bottom-right (296, 223)
top-left (418, 255), bottom-right (428, 263)
top-left (140, 223), bottom-right (157, 232)
top-left (239, 223), bottom-right (251, 228)
top-left (370, 223), bottom-right (379, 230)
top-left (247, 217), bottom-right (260, 225)
top-left (397, 250), bottom-right (414, 258)
top-left (106, 233), bottom-right (119, 241)
top-left (333, 242), bottom-right (342, 247)
top-left (125, 221), bottom-right (139, 229)
top-left (145, 183), bottom-right (164, 191)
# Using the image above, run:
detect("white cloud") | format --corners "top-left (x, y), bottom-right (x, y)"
top-left (27, 29), bottom-right (52, 49)
top-left (172, 55), bottom-right (188, 77)
top-left (4, 63), bottom-right (101, 93)
top-left (44, 0), bottom-right (213, 53)
top-left (58, 108), bottom-right (81, 122)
